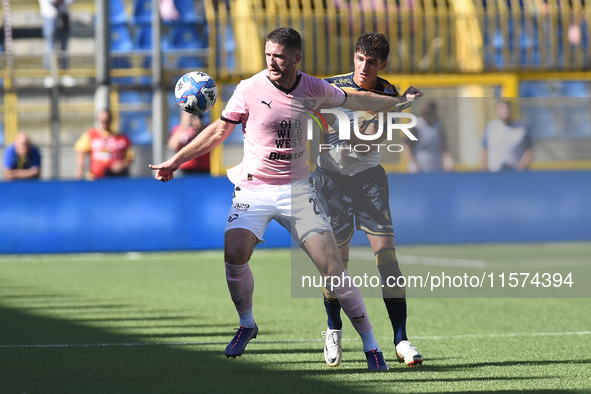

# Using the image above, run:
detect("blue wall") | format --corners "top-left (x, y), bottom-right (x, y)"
top-left (352, 171), bottom-right (591, 246)
top-left (1, 171), bottom-right (590, 254)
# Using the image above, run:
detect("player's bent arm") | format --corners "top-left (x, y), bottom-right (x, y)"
top-left (342, 89), bottom-right (404, 111)
top-left (343, 87), bottom-right (423, 112)
top-left (350, 122), bottom-right (388, 156)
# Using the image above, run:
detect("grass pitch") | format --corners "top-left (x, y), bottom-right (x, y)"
top-left (1, 243), bottom-right (590, 393)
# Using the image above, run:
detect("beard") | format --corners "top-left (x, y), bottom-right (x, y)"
top-left (268, 68), bottom-right (285, 82)
top-left (268, 62), bottom-right (297, 85)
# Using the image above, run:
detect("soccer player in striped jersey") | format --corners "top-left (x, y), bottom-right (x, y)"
top-left (150, 28), bottom-right (411, 371)
top-left (315, 32), bottom-right (424, 368)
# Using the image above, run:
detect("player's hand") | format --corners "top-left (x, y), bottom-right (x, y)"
top-left (149, 159), bottom-right (179, 182)
top-left (403, 86), bottom-right (424, 101)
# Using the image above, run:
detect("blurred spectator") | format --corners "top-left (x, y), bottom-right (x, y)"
top-left (568, 23), bottom-right (582, 46)
top-left (481, 101), bottom-right (533, 172)
top-left (160, 0), bottom-right (179, 22)
top-left (3, 133), bottom-right (41, 181)
top-left (38, 0), bottom-right (76, 88)
top-left (402, 102), bottom-right (454, 173)
top-left (168, 111), bottom-right (210, 174)
top-left (75, 109), bottom-right (134, 180)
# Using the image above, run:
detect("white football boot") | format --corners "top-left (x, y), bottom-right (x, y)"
top-left (396, 340), bottom-right (423, 367)
top-left (322, 328), bottom-right (343, 367)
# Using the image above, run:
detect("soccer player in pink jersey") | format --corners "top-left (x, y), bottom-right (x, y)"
top-left (150, 27), bottom-right (414, 371)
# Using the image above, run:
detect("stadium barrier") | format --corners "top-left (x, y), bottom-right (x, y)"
top-left (2, 0), bottom-right (591, 176)
top-left (204, 0), bottom-right (591, 79)
top-left (1, 170), bottom-right (589, 254)
top-left (4, 0), bottom-right (590, 82)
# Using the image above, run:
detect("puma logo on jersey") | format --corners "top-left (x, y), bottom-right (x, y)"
top-left (261, 100), bottom-right (272, 109)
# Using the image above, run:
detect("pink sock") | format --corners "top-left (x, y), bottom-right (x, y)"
top-left (225, 261), bottom-right (254, 314)
top-left (333, 269), bottom-right (372, 334)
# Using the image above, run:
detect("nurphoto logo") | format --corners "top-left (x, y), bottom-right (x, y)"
top-left (305, 109), bottom-right (418, 153)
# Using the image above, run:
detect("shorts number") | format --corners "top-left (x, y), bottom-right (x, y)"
top-left (309, 197), bottom-right (326, 216)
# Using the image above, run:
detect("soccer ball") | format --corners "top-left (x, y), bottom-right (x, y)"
top-left (174, 71), bottom-right (218, 115)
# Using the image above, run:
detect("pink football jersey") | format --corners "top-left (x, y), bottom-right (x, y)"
top-left (221, 70), bottom-right (345, 188)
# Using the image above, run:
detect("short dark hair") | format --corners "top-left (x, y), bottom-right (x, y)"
top-left (355, 33), bottom-right (390, 62)
top-left (266, 27), bottom-right (301, 53)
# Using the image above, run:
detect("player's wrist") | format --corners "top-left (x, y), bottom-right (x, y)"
top-left (169, 156), bottom-right (184, 170)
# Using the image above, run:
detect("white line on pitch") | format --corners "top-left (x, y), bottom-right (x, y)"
top-left (410, 331), bottom-right (591, 340)
top-left (2, 331), bottom-right (590, 349)
top-left (348, 251), bottom-right (590, 269)
top-left (348, 251), bottom-right (488, 268)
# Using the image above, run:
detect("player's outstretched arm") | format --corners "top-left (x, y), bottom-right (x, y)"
top-left (402, 86), bottom-right (423, 99)
top-left (343, 86), bottom-right (424, 112)
top-left (149, 118), bottom-right (236, 182)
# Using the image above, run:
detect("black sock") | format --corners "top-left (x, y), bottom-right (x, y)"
top-left (383, 297), bottom-right (408, 345)
top-left (324, 297), bottom-right (343, 330)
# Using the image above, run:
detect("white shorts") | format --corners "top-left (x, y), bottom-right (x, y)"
top-left (224, 179), bottom-right (332, 245)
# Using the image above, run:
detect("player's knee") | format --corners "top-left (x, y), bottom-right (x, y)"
top-left (375, 249), bottom-right (399, 267)
top-left (376, 249), bottom-right (403, 279)
top-left (224, 245), bottom-right (252, 265)
top-left (224, 229), bottom-right (257, 265)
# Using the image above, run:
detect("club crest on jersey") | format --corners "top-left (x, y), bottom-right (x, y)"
top-left (302, 99), bottom-right (317, 109)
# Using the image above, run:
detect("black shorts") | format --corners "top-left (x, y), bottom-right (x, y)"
top-left (313, 165), bottom-right (394, 246)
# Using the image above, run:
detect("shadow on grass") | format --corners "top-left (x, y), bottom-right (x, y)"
top-left (128, 323), bottom-right (237, 329)
top-left (2, 305), bottom-right (591, 394)
top-left (0, 305), bottom-right (312, 393)
top-left (71, 316), bottom-right (195, 322)
top-left (20, 304), bottom-right (131, 310)
top-left (2, 290), bottom-right (591, 394)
